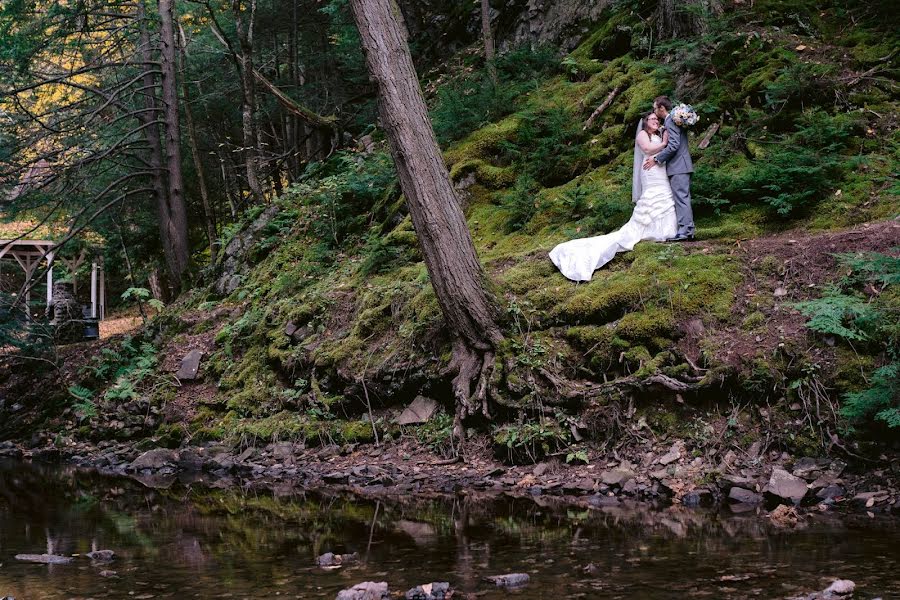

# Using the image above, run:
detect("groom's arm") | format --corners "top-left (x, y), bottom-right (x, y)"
top-left (654, 120), bottom-right (681, 165)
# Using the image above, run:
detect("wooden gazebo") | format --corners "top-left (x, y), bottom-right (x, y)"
top-left (0, 224), bottom-right (106, 321)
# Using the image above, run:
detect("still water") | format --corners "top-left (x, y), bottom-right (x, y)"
top-left (1, 459), bottom-right (898, 599)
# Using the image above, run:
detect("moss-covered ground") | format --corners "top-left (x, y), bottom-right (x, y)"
top-left (17, 1), bottom-right (898, 461)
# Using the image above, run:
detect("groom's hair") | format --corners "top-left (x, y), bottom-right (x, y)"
top-left (654, 96), bottom-right (673, 111)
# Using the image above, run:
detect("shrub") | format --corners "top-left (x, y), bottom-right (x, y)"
top-left (499, 105), bottom-right (589, 187)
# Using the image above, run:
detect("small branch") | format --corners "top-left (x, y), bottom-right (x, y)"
top-left (583, 85), bottom-right (623, 130)
top-left (698, 118), bottom-right (722, 150)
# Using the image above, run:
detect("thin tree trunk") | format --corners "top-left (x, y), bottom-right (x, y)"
top-left (178, 25), bottom-right (218, 264)
top-left (158, 0), bottom-right (190, 284)
top-left (349, 0), bottom-right (503, 440)
top-left (232, 0), bottom-right (265, 205)
top-left (481, 0), bottom-right (498, 86)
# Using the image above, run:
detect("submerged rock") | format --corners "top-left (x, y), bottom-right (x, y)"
top-left (15, 553), bottom-right (73, 565)
top-left (317, 551), bottom-right (358, 568)
top-left (404, 581), bottom-right (450, 600)
top-left (789, 578), bottom-right (856, 599)
top-left (485, 573), bottom-right (530, 588)
top-left (335, 581), bottom-right (389, 600)
top-left (86, 550), bottom-right (116, 561)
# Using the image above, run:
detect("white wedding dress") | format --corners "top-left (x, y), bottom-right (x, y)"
top-left (549, 132), bottom-right (677, 282)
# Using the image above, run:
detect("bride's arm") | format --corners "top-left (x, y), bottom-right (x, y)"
top-left (636, 130), bottom-right (668, 155)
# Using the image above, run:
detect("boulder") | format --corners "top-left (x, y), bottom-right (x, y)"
top-left (317, 552), bottom-right (358, 568)
top-left (764, 468), bottom-right (808, 505)
top-left (396, 396), bottom-right (439, 426)
top-left (129, 448), bottom-right (178, 471)
top-left (816, 485), bottom-right (845, 501)
top-left (175, 349), bottom-right (203, 381)
top-left (599, 468), bottom-right (634, 487)
top-left (792, 457), bottom-right (829, 480)
top-left (335, 582), bottom-right (390, 600)
top-left (729, 487), bottom-right (763, 505)
top-left (404, 582), bottom-right (451, 600)
top-left (485, 573), bottom-right (530, 588)
top-left (15, 554), bottom-right (73, 565)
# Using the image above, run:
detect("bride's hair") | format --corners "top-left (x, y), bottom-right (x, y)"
top-left (642, 111), bottom-right (659, 135)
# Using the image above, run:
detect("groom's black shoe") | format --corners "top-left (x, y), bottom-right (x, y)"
top-left (670, 234), bottom-right (695, 242)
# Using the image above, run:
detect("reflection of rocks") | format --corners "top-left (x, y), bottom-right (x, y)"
top-left (396, 519), bottom-right (437, 545)
top-left (485, 573), bottom-right (529, 588)
top-left (15, 553), bottom-right (73, 564)
top-left (335, 581), bottom-right (390, 600)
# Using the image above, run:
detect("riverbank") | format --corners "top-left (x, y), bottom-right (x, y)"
top-left (2, 433), bottom-right (897, 518)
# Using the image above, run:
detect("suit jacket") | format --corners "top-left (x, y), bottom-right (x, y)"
top-left (655, 114), bottom-right (693, 175)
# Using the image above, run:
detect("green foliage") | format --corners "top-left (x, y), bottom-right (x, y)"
top-left (430, 45), bottom-right (560, 145)
top-left (68, 385), bottom-right (97, 420)
top-left (795, 251), bottom-right (900, 430)
top-left (499, 105), bottom-right (589, 187)
top-left (493, 419), bottom-right (572, 464)
top-left (695, 111), bottom-right (857, 216)
top-left (78, 334), bottom-right (174, 407)
top-left (500, 175), bottom-right (540, 232)
top-left (842, 364), bottom-right (900, 428)
top-left (121, 287), bottom-right (164, 313)
top-left (792, 286), bottom-right (874, 341)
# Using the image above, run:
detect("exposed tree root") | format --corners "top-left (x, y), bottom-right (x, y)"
top-left (449, 337), bottom-right (496, 441)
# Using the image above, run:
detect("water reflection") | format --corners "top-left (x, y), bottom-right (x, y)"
top-left (0, 459), bottom-right (898, 599)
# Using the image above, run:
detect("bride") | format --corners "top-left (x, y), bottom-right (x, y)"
top-left (549, 112), bottom-right (677, 282)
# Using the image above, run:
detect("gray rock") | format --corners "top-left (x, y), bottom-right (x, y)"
top-left (824, 579), bottom-right (855, 595)
top-left (599, 468), bottom-right (634, 486)
top-left (816, 485), bottom-right (845, 501)
top-left (729, 487), bottom-right (763, 505)
top-left (15, 554), bottom-right (73, 565)
top-left (404, 582), bottom-right (450, 600)
top-left (532, 462), bottom-right (550, 477)
top-left (792, 457), bottom-right (829, 480)
top-left (658, 444), bottom-right (681, 465)
top-left (765, 468), bottom-right (808, 505)
top-left (323, 471), bottom-right (350, 484)
top-left (335, 581), bottom-right (390, 600)
top-left (317, 552), bottom-right (358, 567)
top-left (396, 396), bottom-right (439, 426)
top-left (284, 322), bottom-right (298, 338)
top-left (485, 573), bottom-right (530, 588)
top-left (175, 349), bottom-right (203, 381)
top-left (129, 448), bottom-right (178, 471)
top-left (86, 550), bottom-right (116, 561)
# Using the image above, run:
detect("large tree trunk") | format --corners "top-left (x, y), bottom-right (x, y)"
top-left (178, 25), bottom-right (218, 265)
top-left (481, 0), bottom-right (498, 86)
top-left (158, 0), bottom-right (190, 284)
top-left (349, 0), bottom-right (503, 439)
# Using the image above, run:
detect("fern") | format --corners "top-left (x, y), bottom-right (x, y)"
top-left (842, 363), bottom-right (900, 428)
top-left (792, 286), bottom-right (873, 341)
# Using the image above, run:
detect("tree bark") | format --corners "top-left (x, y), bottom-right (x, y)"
top-left (158, 0), bottom-right (190, 284)
top-left (177, 25), bottom-right (218, 265)
top-left (481, 0), bottom-right (498, 86)
top-left (654, 0), bottom-right (721, 40)
top-left (349, 0), bottom-right (503, 440)
top-left (231, 0), bottom-right (266, 205)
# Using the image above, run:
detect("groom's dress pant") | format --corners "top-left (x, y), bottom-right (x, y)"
top-left (669, 173), bottom-right (694, 237)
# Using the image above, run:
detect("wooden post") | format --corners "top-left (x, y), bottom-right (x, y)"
top-left (99, 260), bottom-right (106, 321)
top-left (46, 251), bottom-right (54, 307)
top-left (90, 260), bottom-right (98, 319)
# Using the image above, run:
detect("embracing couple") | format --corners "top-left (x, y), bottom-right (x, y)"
top-left (550, 96), bottom-right (695, 282)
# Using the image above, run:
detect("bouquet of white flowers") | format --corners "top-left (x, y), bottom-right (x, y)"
top-left (671, 103), bottom-right (699, 128)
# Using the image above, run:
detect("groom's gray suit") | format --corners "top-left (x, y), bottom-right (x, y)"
top-left (654, 114), bottom-right (694, 238)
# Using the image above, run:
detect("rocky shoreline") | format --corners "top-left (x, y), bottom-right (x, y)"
top-left (1, 436), bottom-right (897, 518)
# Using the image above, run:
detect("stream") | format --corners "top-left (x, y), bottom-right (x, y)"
top-left (0, 459), bottom-right (898, 599)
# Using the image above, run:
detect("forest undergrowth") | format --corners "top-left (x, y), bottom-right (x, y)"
top-left (2, 0), bottom-right (898, 469)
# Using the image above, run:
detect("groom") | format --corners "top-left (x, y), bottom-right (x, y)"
top-left (643, 96), bottom-right (695, 241)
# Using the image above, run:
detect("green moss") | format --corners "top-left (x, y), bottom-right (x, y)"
top-left (444, 116), bottom-right (519, 166)
top-left (449, 158), bottom-right (517, 189)
top-left (742, 311), bottom-right (766, 330)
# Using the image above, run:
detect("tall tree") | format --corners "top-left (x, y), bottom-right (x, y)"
top-left (158, 0), bottom-right (191, 284)
top-left (481, 0), bottom-right (498, 86)
top-left (349, 0), bottom-right (503, 439)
